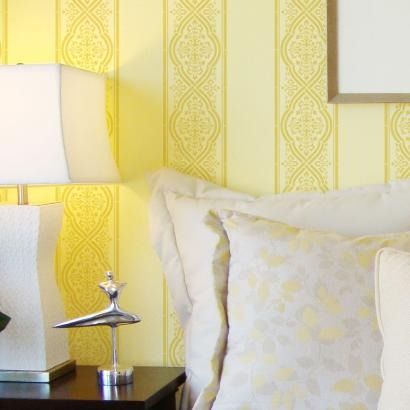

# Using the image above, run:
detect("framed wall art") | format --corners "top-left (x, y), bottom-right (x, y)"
top-left (327, 0), bottom-right (410, 103)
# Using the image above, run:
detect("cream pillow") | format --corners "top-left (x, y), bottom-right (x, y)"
top-left (164, 189), bottom-right (410, 410)
top-left (148, 168), bottom-right (410, 327)
top-left (375, 248), bottom-right (410, 410)
top-left (147, 168), bottom-right (253, 327)
top-left (212, 211), bottom-right (410, 410)
top-left (148, 168), bottom-right (410, 409)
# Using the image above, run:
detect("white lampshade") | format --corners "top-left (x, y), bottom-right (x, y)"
top-left (0, 64), bottom-right (119, 184)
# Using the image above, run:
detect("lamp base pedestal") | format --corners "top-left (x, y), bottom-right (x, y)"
top-left (97, 365), bottom-right (134, 386)
top-left (0, 360), bottom-right (76, 383)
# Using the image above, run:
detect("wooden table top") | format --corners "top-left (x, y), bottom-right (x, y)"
top-left (0, 366), bottom-right (186, 410)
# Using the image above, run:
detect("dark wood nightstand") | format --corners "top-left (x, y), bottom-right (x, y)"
top-left (0, 366), bottom-right (186, 410)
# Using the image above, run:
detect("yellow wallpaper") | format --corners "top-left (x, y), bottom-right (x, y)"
top-left (385, 104), bottom-right (410, 180)
top-left (163, 0), bottom-right (226, 366)
top-left (276, 0), bottom-right (338, 192)
top-left (56, 0), bottom-right (119, 365)
top-left (164, 0), bottom-right (226, 184)
top-left (1, 0), bottom-right (409, 367)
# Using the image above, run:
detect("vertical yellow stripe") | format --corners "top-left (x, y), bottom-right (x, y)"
top-left (225, 0), bottom-right (275, 194)
top-left (277, 0), bottom-right (336, 193)
top-left (274, 0), bottom-right (280, 194)
top-left (2, 0), bottom-right (7, 64)
top-left (384, 104), bottom-right (390, 182)
top-left (114, 0), bottom-right (120, 277)
top-left (385, 104), bottom-right (410, 181)
top-left (338, 104), bottom-right (385, 188)
top-left (55, 0), bottom-right (59, 62)
top-left (114, 0), bottom-right (120, 164)
top-left (118, 0), bottom-right (164, 366)
top-left (55, 0), bottom-right (60, 209)
top-left (162, 0), bottom-right (169, 366)
top-left (163, 0), bottom-right (168, 167)
top-left (7, 0), bottom-right (55, 63)
top-left (165, 0), bottom-right (225, 184)
top-left (222, 0), bottom-right (227, 186)
top-left (56, 0), bottom-right (117, 365)
top-left (333, 105), bottom-right (339, 189)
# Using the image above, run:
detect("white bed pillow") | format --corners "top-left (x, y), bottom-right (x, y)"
top-left (213, 211), bottom-right (410, 410)
top-left (148, 168), bottom-right (410, 327)
top-left (147, 168), bottom-right (410, 409)
top-left (375, 248), bottom-right (410, 410)
top-left (147, 168), bottom-right (253, 327)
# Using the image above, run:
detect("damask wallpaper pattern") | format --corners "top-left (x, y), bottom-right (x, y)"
top-left (162, 0), bottom-right (410, 366)
top-left (163, 0), bottom-right (226, 365)
top-left (0, 0), bottom-right (410, 368)
top-left (0, 1), bottom-right (116, 364)
top-left (55, 0), bottom-right (120, 364)
top-left (276, 0), bottom-right (338, 192)
top-left (385, 104), bottom-right (410, 181)
top-left (164, 0), bottom-right (226, 185)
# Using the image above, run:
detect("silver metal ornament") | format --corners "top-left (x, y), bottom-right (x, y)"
top-left (54, 271), bottom-right (141, 385)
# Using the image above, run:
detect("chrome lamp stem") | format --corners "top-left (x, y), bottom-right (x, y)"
top-left (111, 326), bottom-right (118, 370)
top-left (17, 184), bottom-right (28, 205)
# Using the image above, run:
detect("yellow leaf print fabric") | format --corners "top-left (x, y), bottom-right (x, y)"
top-left (211, 211), bottom-right (410, 410)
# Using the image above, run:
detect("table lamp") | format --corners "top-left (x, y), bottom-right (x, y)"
top-left (0, 64), bottom-right (120, 382)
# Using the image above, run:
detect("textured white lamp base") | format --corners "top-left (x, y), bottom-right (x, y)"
top-left (0, 204), bottom-right (70, 372)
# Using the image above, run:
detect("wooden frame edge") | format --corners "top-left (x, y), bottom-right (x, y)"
top-left (330, 94), bottom-right (410, 104)
top-left (327, 0), bottom-right (339, 103)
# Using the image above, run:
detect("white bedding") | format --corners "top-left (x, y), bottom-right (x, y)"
top-left (147, 168), bottom-right (410, 409)
top-left (375, 248), bottom-right (410, 409)
top-left (212, 211), bottom-right (409, 409)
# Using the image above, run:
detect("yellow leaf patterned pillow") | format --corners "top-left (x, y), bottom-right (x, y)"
top-left (211, 211), bottom-right (410, 410)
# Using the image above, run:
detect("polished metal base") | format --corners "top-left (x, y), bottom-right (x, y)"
top-left (97, 365), bottom-right (133, 386)
top-left (0, 360), bottom-right (76, 383)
